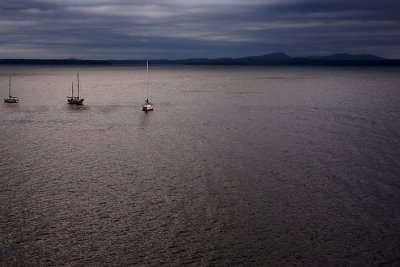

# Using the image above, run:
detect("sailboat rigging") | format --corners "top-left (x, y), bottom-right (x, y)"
top-left (67, 73), bottom-right (84, 105)
top-left (142, 61), bottom-right (154, 111)
top-left (4, 73), bottom-right (19, 103)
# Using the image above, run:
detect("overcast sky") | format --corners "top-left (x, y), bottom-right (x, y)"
top-left (1, 0), bottom-right (399, 59)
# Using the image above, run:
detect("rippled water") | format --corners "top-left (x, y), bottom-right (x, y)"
top-left (1, 66), bottom-right (400, 266)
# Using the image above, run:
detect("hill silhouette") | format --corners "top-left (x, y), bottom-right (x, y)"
top-left (1, 53), bottom-right (399, 66)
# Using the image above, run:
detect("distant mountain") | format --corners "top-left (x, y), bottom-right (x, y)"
top-left (160, 53), bottom-right (398, 66)
top-left (307, 53), bottom-right (383, 61)
top-left (240, 52), bottom-right (292, 61)
top-left (167, 53), bottom-right (398, 66)
top-left (1, 53), bottom-right (399, 66)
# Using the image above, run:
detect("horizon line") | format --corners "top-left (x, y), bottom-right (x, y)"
top-left (1, 52), bottom-right (400, 61)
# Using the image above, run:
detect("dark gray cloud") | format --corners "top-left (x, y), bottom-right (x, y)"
top-left (0, 0), bottom-right (399, 59)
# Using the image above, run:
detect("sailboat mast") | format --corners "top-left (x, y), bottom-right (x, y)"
top-left (77, 73), bottom-right (80, 98)
top-left (9, 73), bottom-right (11, 97)
top-left (146, 61), bottom-right (149, 99)
top-left (72, 81), bottom-right (74, 97)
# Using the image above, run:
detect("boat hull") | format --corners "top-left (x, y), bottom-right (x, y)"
top-left (67, 98), bottom-right (84, 105)
top-left (142, 104), bottom-right (154, 111)
top-left (4, 98), bottom-right (19, 103)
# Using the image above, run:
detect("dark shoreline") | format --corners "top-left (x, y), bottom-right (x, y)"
top-left (1, 55), bottom-right (400, 67)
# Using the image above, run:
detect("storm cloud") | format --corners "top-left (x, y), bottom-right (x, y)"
top-left (0, 0), bottom-right (399, 59)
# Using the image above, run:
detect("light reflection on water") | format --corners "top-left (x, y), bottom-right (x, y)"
top-left (1, 66), bottom-right (400, 266)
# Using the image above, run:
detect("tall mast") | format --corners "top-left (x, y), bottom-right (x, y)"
top-left (71, 81), bottom-right (74, 97)
top-left (146, 61), bottom-right (149, 99)
top-left (77, 73), bottom-right (80, 98)
top-left (9, 73), bottom-right (11, 97)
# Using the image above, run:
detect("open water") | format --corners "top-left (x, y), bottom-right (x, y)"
top-left (1, 66), bottom-right (400, 266)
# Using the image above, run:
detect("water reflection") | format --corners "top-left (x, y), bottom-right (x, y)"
top-left (66, 103), bottom-right (87, 111)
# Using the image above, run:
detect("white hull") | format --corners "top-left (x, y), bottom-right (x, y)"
top-left (142, 103), bottom-right (154, 111)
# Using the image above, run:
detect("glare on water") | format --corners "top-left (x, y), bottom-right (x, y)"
top-left (1, 66), bottom-right (400, 266)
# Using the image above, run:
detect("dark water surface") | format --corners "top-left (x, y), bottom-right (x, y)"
top-left (1, 66), bottom-right (400, 266)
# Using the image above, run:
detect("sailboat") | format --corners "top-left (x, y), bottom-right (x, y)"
top-left (142, 61), bottom-right (154, 111)
top-left (67, 73), bottom-right (84, 105)
top-left (4, 73), bottom-right (19, 103)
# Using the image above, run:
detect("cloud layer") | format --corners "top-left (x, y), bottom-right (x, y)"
top-left (1, 0), bottom-right (399, 59)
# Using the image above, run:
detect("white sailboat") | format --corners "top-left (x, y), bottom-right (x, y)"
top-left (4, 73), bottom-right (19, 103)
top-left (68, 73), bottom-right (84, 105)
top-left (142, 61), bottom-right (154, 111)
